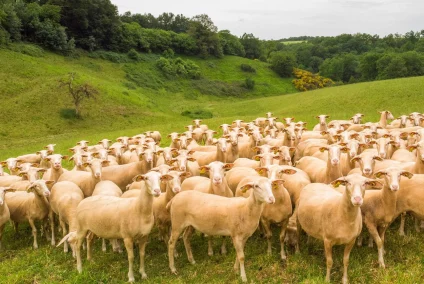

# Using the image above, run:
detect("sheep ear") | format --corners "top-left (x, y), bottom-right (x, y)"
top-left (187, 157), bottom-right (196, 162)
top-left (255, 167), bottom-right (268, 175)
top-left (31, 163), bottom-right (40, 167)
top-left (408, 145), bottom-right (418, 152)
top-left (69, 156), bottom-right (75, 161)
top-left (281, 169), bottom-right (297, 175)
top-left (350, 156), bottom-right (361, 163)
top-left (341, 147), bottom-right (350, 153)
top-left (0, 161), bottom-right (6, 166)
top-left (240, 183), bottom-right (254, 193)
top-left (373, 156), bottom-right (384, 161)
top-left (319, 147), bottom-right (328, 153)
top-left (320, 131), bottom-right (329, 135)
top-left (101, 160), bottom-right (110, 167)
top-left (199, 166), bottom-right (210, 174)
top-left (253, 155), bottom-right (261, 161)
top-left (169, 166), bottom-right (178, 171)
top-left (45, 180), bottom-right (55, 185)
top-left (156, 150), bottom-right (164, 155)
top-left (223, 163), bottom-right (234, 170)
top-left (26, 183), bottom-right (35, 192)
top-left (401, 171), bottom-right (413, 179)
top-left (37, 168), bottom-right (47, 173)
top-left (133, 175), bottom-right (147, 182)
top-left (18, 172), bottom-right (27, 177)
top-left (62, 155), bottom-right (69, 160)
top-left (374, 171), bottom-right (386, 179)
top-left (331, 178), bottom-right (348, 188)
top-left (365, 180), bottom-right (383, 189)
top-left (180, 172), bottom-right (191, 178)
top-left (272, 179), bottom-right (285, 188)
top-left (161, 174), bottom-right (173, 181)
top-left (82, 162), bottom-right (90, 168)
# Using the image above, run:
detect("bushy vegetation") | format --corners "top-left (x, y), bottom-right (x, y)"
top-left (269, 52), bottom-right (297, 77)
top-left (292, 68), bottom-right (334, 91)
top-left (240, 63), bottom-right (256, 73)
top-left (156, 57), bottom-right (201, 79)
top-left (181, 109), bottom-right (213, 119)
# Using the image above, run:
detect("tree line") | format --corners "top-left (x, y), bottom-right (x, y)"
top-left (1, 0), bottom-right (424, 84)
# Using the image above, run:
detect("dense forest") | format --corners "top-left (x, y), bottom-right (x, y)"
top-left (1, 0), bottom-right (424, 84)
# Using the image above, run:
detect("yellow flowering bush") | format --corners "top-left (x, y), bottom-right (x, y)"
top-left (292, 68), bottom-right (335, 92)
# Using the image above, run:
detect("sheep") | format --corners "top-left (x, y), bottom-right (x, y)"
top-left (339, 139), bottom-right (363, 175)
top-left (191, 138), bottom-right (227, 166)
top-left (204, 130), bottom-right (217, 145)
top-left (9, 167), bottom-right (47, 191)
top-left (69, 153), bottom-right (88, 171)
top-left (235, 175), bottom-right (293, 260)
top-left (109, 142), bottom-right (127, 164)
top-left (49, 181), bottom-right (84, 254)
top-left (313, 115), bottom-right (330, 131)
top-left (0, 186), bottom-right (15, 250)
top-left (233, 152), bottom-right (280, 169)
top-left (358, 167), bottom-right (413, 268)
top-left (116, 136), bottom-right (132, 149)
top-left (6, 180), bottom-right (55, 249)
top-left (57, 171), bottom-right (164, 282)
top-left (156, 147), bottom-right (178, 166)
top-left (42, 154), bottom-right (68, 183)
top-left (153, 171), bottom-right (190, 249)
top-left (192, 119), bottom-right (208, 132)
top-left (296, 174), bottom-right (383, 284)
top-left (170, 150), bottom-right (199, 176)
top-left (0, 165), bottom-right (7, 177)
top-left (126, 164), bottom-right (174, 192)
top-left (145, 131), bottom-right (162, 143)
top-left (294, 138), bottom-right (328, 161)
top-left (16, 152), bottom-right (43, 164)
top-left (408, 112), bottom-right (423, 126)
top-left (167, 176), bottom-right (276, 282)
top-left (225, 167), bottom-right (260, 194)
top-left (0, 174), bottom-right (24, 187)
top-left (0, 158), bottom-right (20, 175)
top-left (58, 159), bottom-right (109, 197)
top-left (349, 149), bottom-right (383, 177)
top-left (238, 128), bottom-right (263, 159)
top-left (90, 181), bottom-right (123, 253)
top-left (296, 144), bottom-right (346, 183)
top-left (97, 139), bottom-right (112, 149)
top-left (45, 144), bottom-right (56, 153)
top-left (181, 161), bottom-right (234, 255)
top-left (191, 128), bottom-right (205, 144)
top-left (168, 132), bottom-right (181, 149)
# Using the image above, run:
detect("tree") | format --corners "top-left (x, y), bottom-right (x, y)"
top-left (360, 52), bottom-right (382, 81)
top-left (218, 30), bottom-right (245, 57)
top-left (188, 14), bottom-right (222, 58)
top-left (377, 53), bottom-right (407, 79)
top-left (60, 72), bottom-right (98, 117)
top-left (269, 52), bottom-right (296, 77)
top-left (240, 33), bottom-right (263, 59)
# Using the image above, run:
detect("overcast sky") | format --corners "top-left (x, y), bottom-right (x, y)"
top-left (112, 0), bottom-right (423, 40)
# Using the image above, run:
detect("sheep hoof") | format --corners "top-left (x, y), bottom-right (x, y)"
top-left (141, 273), bottom-right (148, 279)
top-left (171, 269), bottom-right (178, 275)
top-left (208, 251), bottom-right (213, 256)
top-left (241, 276), bottom-right (247, 282)
top-left (128, 277), bottom-right (135, 283)
top-left (189, 259), bottom-right (196, 265)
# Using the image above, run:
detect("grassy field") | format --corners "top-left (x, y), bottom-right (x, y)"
top-left (1, 45), bottom-right (424, 283)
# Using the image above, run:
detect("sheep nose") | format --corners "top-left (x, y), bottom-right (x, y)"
top-left (154, 189), bottom-right (161, 196)
top-left (44, 191), bottom-right (50, 197)
top-left (268, 196), bottom-right (275, 204)
top-left (353, 196), bottom-right (362, 205)
top-left (173, 187), bottom-right (181, 193)
top-left (213, 177), bottom-right (222, 184)
top-left (95, 172), bottom-right (101, 178)
top-left (391, 184), bottom-right (399, 191)
top-left (364, 168), bottom-right (371, 173)
top-left (180, 166), bottom-right (186, 171)
top-left (332, 159), bottom-right (339, 164)
top-left (379, 153), bottom-right (385, 158)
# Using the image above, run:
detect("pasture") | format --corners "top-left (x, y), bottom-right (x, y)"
top-left (1, 46), bottom-right (424, 283)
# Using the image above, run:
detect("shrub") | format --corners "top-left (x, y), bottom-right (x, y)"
top-left (269, 52), bottom-right (297, 77)
top-left (240, 64), bottom-right (256, 73)
top-left (156, 57), bottom-right (201, 79)
top-left (181, 109), bottom-right (213, 119)
top-left (292, 68), bottom-right (334, 92)
top-left (7, 43), bottom-right (45, 57)
top-left (243, 78), bottom-right (255, 90)
top-left (127, 48), bottom-right (141, 61)
top-left (88, 50), bottom-right (132, 63)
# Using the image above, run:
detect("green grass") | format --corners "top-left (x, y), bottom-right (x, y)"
top-left (1, 44), bottom-right (424, 283)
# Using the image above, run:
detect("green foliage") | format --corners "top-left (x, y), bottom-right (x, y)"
top-left (269, 51), bottom-right (297, 77)
top-left (240, 63), bottom-right (256, 73)
top-left (240, 33), bottom-right (263, 59)
top-left (6, 43), bottom-right (45, 57)
top-left (193, 79), bottom-right (247, 97)
top-left (156, 57), bottom-right (201, 79)
top-left (377, 53), bottom-right (408, 80)
top-left (359, 52), bottom-right (382, 81)
top-left (181, 109), bottom-right (213, 119)
top-left (243, 78), bottom-right (255, 90)
top-left (124, 65), bottom-right (164, 90)
top-left (127, 48), bottom-right (141, 61)
top-left (219, 30), bottom-right (245, 57)
top-left (188, 14), bottom-right (223, 58)
top-left (319, 53), bottom-right (360, 83)
top-left (88, 50), bottom-right (132, 63)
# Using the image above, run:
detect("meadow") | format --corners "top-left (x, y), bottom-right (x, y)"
top-left (1, 45), bottom-right (424, 283)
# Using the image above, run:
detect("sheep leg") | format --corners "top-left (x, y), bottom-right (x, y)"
top-left (49, 210), bottom-right (55, 246)
top-left (123, 238), bottom-right (135, 283)
top-left (28, 219), bottom-right (38, 249)
top-left (102, 238), bottom-right (107, 252)
top-left (295, 215), bottom-right (301, 254)
top-left (414, 217), bottom-right (421, 232)
top-left (357, 234), bottom-right (363, 246)
top-left (367, 223), bottom-right (384, 268)
top-left (43, 218), bottom-right (51, 241)
top-left (168, 226), bottom-right (183, 275)
top-left (76, 231), bottom-right (88, 273)
top-left (207, 237), bottom-right (214, 256)
top-left (342, 240), bottom-right (355, 284)
top-left (261, 218), bottom-right (273, 255)
top-left (368, 235), bottom-right (374, 248)
top-left (399, 212), bottom-right (406, 236)
top-left (59, 219), bottom-right (68, 253)
top-left (233, 236), bottom-right (248, 282)
top-left (378, 226), bottom-right (388, 256)
top-left (86, 233), bottom-right (94, 261)
top-left (12, 221), bottom-right (19, 235)
top-left (221, 237), bottom-right (227, 255)
top-left (183, 226), bottom-right (196, 264)
top-left (323, 238), bottom-right (333, 283)
top-left (279, 219), bottom-right (289, 261)
top-left (138, 236), bottom-right (148, 279)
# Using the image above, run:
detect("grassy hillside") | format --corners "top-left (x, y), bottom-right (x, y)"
top-left (2, 44), bottom-right (424, 283)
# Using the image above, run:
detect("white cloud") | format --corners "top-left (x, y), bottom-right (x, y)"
top-left (112, 0), bottom-right (423, 39)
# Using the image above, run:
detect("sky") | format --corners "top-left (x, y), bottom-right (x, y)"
top-left (111, 0), bottom-right (423, 40)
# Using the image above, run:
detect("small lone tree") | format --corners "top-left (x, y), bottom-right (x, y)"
top-left (60, 72), bottom-right (98, 118)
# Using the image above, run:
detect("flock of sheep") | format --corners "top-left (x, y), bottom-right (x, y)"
top-left (1, 111), bottom-right (424, 283)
